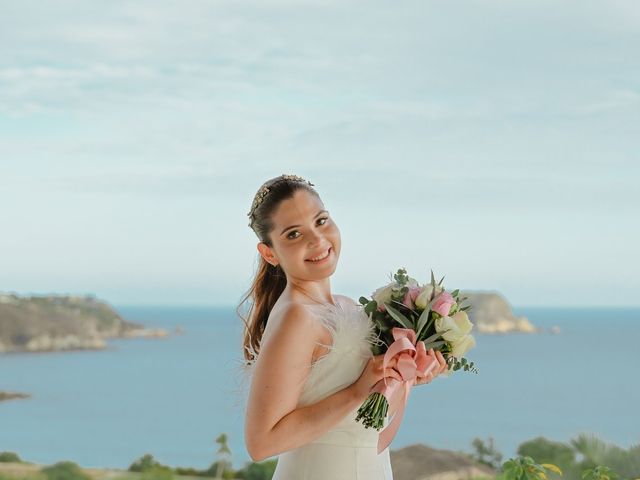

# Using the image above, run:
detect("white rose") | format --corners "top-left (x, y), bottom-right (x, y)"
top-left (450, 334), bottom-right (476, 357)
top-left (435, 310), bottom-right (473, 340)
top-left (434, 310), bottom-right (476, 357)
top-left (371, 282), bottom-right (395, 307)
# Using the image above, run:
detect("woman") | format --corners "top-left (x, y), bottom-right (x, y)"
top-left (238, 174), bottom-right (448, 479)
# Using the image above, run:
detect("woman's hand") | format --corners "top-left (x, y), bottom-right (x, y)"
top-left (352, 346), bottom-right (448, 403)
top-left (351, 353), bottom-right (404, 402)
top-left (414, 347), bottom-right (448, 386)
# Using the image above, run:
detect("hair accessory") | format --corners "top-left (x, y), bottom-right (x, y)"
top-left (247, 174), bottom-right (315, 228)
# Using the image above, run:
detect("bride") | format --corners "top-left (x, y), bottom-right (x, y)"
top-left (238, 174), bottom-right (448, 479)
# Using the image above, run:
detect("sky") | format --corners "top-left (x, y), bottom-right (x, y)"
top-left (1, 0), bottom-right (638, 307)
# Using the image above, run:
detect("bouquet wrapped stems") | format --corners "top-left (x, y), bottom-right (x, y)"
top-left (355, 391), bottom-right (389, 430)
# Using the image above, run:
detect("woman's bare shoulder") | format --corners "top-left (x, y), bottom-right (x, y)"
top-left (262, 300), bottom-right (321, 341)
top-left (251, 301), bottom-right (329, 374)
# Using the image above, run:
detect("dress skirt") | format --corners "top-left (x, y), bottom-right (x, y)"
top-left (271, 420), bottom-right (394, 480)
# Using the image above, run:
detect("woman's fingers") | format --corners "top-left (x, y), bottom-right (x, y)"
top-left (378, 348), bottom-right (450, 386)
top-left (384, 367), bottom-right (403, 382)
top-left (382, 356), bottom-right (398, 371)
top-left (434, 350), bottom-right (447, 373)
top-left (415, 370), bottom-right (433, 385)
top-left (415, 348), bottom-right (445, 385)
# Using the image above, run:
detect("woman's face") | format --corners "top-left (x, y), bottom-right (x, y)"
top-left (258, 189), bottom-right (341, 281)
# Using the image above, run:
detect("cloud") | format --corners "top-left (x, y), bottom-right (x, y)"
top-left (2, 0), bottom-right (639, 127)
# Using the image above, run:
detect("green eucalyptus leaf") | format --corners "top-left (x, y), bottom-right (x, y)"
top-left (415, 308), bottom-right (431, 339)
top-left (421, 340), bottom-right (446, 350)
top-left (420, 330), bottom-right (446, 344)
top-left (364, 301), bottom-right (377, 316)
top-left (384, 303), bottom-right (414, 330)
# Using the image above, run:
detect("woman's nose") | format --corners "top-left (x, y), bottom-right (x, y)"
top-left (307, 230), bottom-right (325, 246)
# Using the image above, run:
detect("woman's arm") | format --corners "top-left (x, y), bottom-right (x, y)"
top-left (244, 303), bottom-right (364, 462)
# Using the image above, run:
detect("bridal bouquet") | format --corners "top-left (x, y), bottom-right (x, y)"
top-left (356, 267), bottom-right (478, 448)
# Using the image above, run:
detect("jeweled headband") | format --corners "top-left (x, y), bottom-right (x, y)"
top-left (247, 174), bottom-right (315, 228)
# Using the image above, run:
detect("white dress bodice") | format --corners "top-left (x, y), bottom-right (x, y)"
top-left (242, 298), bottom-right (394, 479)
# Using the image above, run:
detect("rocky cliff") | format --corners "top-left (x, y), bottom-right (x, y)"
top-left (0, 391), bottom-right (31, 402)
top-left (0, 292), bottom-right (167, 354)
top-left (459, 290), bottom-right (540, 334)
top-left (390, 443), bottom-right (497, 480)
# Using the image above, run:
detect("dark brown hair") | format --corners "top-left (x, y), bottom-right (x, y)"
top-left (237, 175), bottom-right (319, 364)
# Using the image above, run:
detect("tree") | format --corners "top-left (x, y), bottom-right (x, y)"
top-left (213, 433), bottom-right (233, 479)
top-left (471, 436), bottom-right (504, 470)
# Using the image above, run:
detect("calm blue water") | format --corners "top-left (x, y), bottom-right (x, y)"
top-left (1, 306), bottom-right (638, 470)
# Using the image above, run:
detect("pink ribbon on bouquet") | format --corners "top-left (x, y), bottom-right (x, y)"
top-left (372, 327), bottom-right (440, 454)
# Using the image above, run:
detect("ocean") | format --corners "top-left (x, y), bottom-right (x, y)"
top-left (0, 305), bottom-right (638, 471)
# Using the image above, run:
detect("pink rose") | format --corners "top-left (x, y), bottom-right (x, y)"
top-left (402, 285), bottom-right (422, 309)
top-left (431, 290), bottom-right (455, 316)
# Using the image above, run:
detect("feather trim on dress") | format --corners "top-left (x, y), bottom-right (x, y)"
top-left (230, 299), bottom-right (383, 408)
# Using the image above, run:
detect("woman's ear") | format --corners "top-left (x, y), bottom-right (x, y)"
top-left (257, 242), bottom-right (278, 266)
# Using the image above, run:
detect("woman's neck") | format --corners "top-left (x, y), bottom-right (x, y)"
top-left (287, 281), bottom-right (336, 307)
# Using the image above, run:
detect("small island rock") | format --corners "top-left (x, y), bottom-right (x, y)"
top-left (459, 291), bottom-right (540, 334)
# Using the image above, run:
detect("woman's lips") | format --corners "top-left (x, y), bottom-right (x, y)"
top-left (305, 247), bottom-right (332, 263)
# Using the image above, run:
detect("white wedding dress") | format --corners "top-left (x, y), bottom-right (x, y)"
top-left (243, 299), bottom-right (394, 480)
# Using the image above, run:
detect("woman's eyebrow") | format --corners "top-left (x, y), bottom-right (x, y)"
top-left (280, 209), bottom-right (328, 235)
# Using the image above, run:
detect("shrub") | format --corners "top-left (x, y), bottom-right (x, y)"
top-left (235, 459), bottom-right (278, 480)
top-left (497, 455), bottom-right (563, 480)
top-left (518, 437), bottom-right (577, 479)
top-left (0, 452), bottom-right (23, 463)
top-left (205, 459), bottom-right (235, 478)
top-left (41, 461), bottom-right (91, 480)
top-left (139, 467), bottom-right (174, 480)
top-left (128, 454), bottom-right (171, 474)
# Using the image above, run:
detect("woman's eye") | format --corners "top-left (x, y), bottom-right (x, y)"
top-left (286, 217), bottom-right (329, 240)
